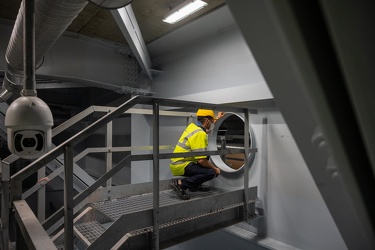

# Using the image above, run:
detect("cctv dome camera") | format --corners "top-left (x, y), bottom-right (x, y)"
top-left (5, 96), bottom-right (54, 159)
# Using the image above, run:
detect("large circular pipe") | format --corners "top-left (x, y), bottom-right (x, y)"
top-left (1, 0), bottom-right (88, 102)
top-left (208, 112), bottom-right (256, 173)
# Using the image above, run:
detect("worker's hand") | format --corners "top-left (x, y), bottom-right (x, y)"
top-left (215, 112), bottom-right (225, 122)
top-left (214, 167), bottom-right (221, 176)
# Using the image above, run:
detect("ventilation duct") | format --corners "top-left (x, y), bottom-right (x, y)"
top-left (0, 0), bottom-right (88, 102)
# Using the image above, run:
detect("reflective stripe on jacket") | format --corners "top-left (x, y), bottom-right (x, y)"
top-left (170, 123), bottom-right (208, 176)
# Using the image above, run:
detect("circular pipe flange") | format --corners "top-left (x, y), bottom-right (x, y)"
top-left (208, 112), bottom-right (256, 173)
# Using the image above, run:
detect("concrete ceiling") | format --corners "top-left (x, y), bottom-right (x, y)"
top-left (0, 0), bottom-right (226, 47)
top-left (0, 0), bottom-right (231, 110)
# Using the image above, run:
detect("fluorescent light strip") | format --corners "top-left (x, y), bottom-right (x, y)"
top-left (163, 0), bottom-right (208, 24)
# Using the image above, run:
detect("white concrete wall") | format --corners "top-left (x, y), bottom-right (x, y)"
top-left (148, 21), bottom-right (346, 250)
top-left (151, 26), bottom-right (272, 104)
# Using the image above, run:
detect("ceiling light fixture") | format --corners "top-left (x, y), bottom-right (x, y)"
top-left (163, 0), bottom-right (208, 24)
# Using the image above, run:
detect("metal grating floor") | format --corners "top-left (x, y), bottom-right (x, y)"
top-left (70, 187), bottom-right (253, 248)
top-left (74, 221), bottom-right (106, 244)
top-left (72, 188), bottom-right (230, 247)
top-left (92, 188), bottom-right (226, 221)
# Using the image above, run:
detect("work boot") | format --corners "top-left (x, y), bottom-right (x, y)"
top-left (170, 180), bottom-right (190, 200)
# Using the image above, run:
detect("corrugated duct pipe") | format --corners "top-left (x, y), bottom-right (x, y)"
top-left (0, 0), bottom-right (88, 102)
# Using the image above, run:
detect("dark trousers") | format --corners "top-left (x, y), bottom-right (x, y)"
top-left (181, 162), bottom-right (216, 190)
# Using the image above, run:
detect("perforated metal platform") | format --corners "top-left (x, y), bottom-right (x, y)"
top-left (92, 188), bottom-right (226, 221)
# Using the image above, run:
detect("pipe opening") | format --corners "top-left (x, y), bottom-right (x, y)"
top-left (208, 112), bottom-right (256, 173)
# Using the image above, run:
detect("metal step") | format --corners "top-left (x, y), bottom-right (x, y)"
top-left (74, 221), bottom-right (106, 245)
top-left (73, 188), bottom-right (225, 246)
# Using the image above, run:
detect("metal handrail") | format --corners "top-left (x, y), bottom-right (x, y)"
top-left (9, 95), bottom-right (252, 196)
top-left (21, 145), bottom-right (176, 200)
top-left (10, 96), bottom-right (145, 197)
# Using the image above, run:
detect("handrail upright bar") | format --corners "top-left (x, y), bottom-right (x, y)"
top-left (243, 109), bottom-right (250, 221)
top-left (1, 161), bottom-right (10, 250)
top-left (106, 119), bottom-right (113, 187)
top-left (152, 100), bottom-right (160, 249)
top-left (64, 145), bottom-right (74, 250)
top-left (37, 167), bottom-right (46, 221)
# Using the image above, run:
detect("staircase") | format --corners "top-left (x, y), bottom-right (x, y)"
top-left (52, 181), bottom-right (257, 249)
top-left (3, 96), bottom-right (257, 250)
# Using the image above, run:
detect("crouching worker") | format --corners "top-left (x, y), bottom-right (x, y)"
top-left (169, 109), bottom-right (224, 200)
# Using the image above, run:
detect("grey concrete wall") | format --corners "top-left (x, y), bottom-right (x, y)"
top-left (131, 111), bottom-right (152, 183)
top-left (130, 113), bottom-right (189, 183)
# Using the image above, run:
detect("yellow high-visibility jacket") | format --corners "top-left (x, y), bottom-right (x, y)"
top-left (170, 123), bottom-right (208, 175)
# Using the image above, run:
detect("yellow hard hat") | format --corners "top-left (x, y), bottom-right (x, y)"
top-left (196, 109), bottom-right (215, 119)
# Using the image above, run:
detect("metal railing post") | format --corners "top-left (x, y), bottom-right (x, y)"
top-left (1, 161), bottom-right (10, 250)
top-left (64, 145), bottom-right (74, 250)
top-left (243, 109), bottom-right (250, 221)
top-left (106, 119), bottom-right (113, 187)
top-left (152, 100), bottom-right (160, 249)
top-left (37, 167), bottom-right (46, 221)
